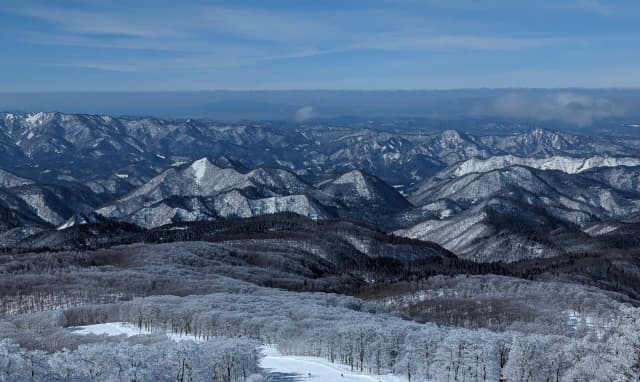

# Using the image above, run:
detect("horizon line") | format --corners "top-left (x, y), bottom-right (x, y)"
top-left (3, 87), bottom-right (640, 94)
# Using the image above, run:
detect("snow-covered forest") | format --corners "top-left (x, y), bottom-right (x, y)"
top-left (2, 285), bottom-right (640, 381)
top-left (1, 224), bottom-right (640, 381)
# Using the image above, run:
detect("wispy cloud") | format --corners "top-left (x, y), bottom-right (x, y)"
top-left (12, 6), bottom-right (181, 38)
top-left (10, 3), bottom-right (566, 55)
top-left (385, 0), bottom-right (617, 15)
top-left (3, 0), bottom-right (638, 91)
top-left (200, 6), bottom-right (342, 43)
top-left (351, 33), bottom-right (554, 51)
top-left (48, 62), bottom-right (143, 72)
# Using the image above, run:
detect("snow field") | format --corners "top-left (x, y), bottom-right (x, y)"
top-left (68, 323), bottom-right (408, 381)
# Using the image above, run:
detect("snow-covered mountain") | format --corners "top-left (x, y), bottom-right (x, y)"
top-left (0, 166), bottom-right (103, 229)
top-left (3, 112), bottom-right (639, 195)
top-left (443, 155), bottom-right (640, 178)
top-left (400, 154), bottom-right (640, 261)
top-left (411, 165), bottom-right (640, 222)
top-left (91, 158), bottom-right (410, 228)
top-left (477, 127), bottom-right (637, 157)
top-left (3, 111), bottom-right (640, 263)
top-left (94, 158), bottom-right (322, 228)
top-left (395, 195), bottom-right (582, 262)
top-left (319, 169), bottom-right (412, 214)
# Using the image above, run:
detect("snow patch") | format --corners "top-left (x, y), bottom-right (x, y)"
top-left (190, 157), bottom-right (211, 184)
top-left (68, 322), bottom-right (201, 342)
top-left (383, 152), bottom-right (401, 161)
top-left (261, 346), bottom-right (407, 382)
top-left (25, 112), bottom-right (50, 126)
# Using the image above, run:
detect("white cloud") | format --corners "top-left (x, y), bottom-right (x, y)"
top-left (294, 106), bottom-right (315, 122)
top-left (471, 91), bottom-right (632, 125)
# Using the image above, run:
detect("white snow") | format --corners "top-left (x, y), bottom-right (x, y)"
top-left (439, 209), bottom-right (454, 219)
top-left (333, 170), bottom-right (373, 199)
top-left (69, 326), bottom-right (409, 381)
top-left (383, 152), bottom-right (401, 161)
top-left (564, 310), bottom-right (611, 339)
top-left (56, 219), bottom-right (75, 231)
top-left (260, 346), bottom-right (408, 382)
top-left (450, 155), bottom-right (640, 177)
top-left (25, 112), bottom-right (49, 126)
top-left (67, 322), bottom-right (201, 342)
top-left (190, 157), bottom-right (210, 184)
top-left (583, 224), bottom-right (620, 236)
top-left (68, 323), bottom-right (147, 337)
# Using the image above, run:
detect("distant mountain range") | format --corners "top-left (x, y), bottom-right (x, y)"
top-left (2, 111), bottom-right (640, 262)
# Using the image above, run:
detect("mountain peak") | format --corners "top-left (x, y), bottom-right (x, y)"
top-left (188, 157), bottom-right (217, 183)
top-left (24, 112), bottom-right (55, 127)
top-left (332, 170), bottom-right (374, 199)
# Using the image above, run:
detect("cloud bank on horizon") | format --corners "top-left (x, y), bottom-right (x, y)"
top-left (1, 0), bottom-right (640, 92)
top-left (471, 91), bottom-right (634, 126)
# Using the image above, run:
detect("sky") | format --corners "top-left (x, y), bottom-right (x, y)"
top-left (2, 0), bottom-right (640, 91)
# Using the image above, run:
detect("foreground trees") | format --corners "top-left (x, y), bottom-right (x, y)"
top-left (5, 287), bottom-right (638, 382)
top-left (0, 337), bottom-right (261, 382)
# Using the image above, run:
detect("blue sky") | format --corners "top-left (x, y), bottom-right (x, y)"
top-left (2, 0), bottom-right (640, 91)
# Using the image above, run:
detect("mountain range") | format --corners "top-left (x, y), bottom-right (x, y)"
top-left (2, 111), bottom-right (640, 263)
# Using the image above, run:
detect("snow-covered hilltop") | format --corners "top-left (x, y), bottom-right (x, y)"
top-left (448, 154), bottom-right (640, 177)
top-left (90, 158), bottom-right (409, 228)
